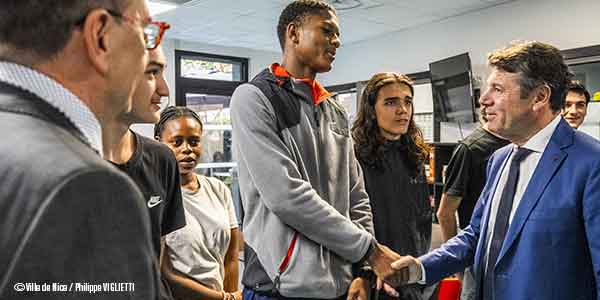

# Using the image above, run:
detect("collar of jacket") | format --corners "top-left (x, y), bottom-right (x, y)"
top-left (266, 63), bottom-right (332, 106)
top-left (0, 81), bottom-right (91, 150)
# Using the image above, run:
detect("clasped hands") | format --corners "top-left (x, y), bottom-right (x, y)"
top-left (347, 243), bottom-right (423, 300)
top-left (367, 243), bottom-right (422, 289)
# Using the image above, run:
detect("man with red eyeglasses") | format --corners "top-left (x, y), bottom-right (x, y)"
top-left (0, 1), bottom-right (167, 299)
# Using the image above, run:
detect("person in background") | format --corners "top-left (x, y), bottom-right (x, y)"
top-left (155, 107), bottom-right (241, 300)
top-left (352, 72), bottom-right (432, 300)
top-left (562, 80), bottom-right (590, 129)
top-left (0, 1), bottom-right (157, 299)
top-left (436, 111), bottom-right (508, 300)
top-left (103, 44), bottom-right (186, 300)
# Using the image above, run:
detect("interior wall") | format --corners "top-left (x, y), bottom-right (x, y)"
top-left (319, 0), bottom-right (600, 86)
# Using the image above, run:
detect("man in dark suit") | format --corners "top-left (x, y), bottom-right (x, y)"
top-left (0, 1), bottom-right (159, 299)
top-left (389, 41), bottom-right (600, 300)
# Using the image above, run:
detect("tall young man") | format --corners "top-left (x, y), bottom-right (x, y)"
top-left (231, 1), bottom-right (404, 299)
top-left (103, 45), bottom-right (186, 300)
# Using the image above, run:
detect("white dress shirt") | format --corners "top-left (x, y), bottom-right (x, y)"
top-left (0, 62), bottom-right (103, 154)
top-left (482, 115), bottom-right (561, 269)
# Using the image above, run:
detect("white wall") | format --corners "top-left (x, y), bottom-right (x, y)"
top-left (319, 0), bottom-right (600, 86)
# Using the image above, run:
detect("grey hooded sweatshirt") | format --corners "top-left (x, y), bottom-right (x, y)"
top-left (230, 67), bottom-right (375, 298)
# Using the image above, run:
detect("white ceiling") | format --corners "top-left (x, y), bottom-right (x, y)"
top-left (154, 0), bottom-right (514, 52)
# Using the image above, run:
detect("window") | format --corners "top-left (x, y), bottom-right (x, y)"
top-left (180, 55), bottom-right (245, 81)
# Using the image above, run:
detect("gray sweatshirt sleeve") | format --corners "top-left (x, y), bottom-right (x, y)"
top-left (230, 83), bottom-right (373, 263)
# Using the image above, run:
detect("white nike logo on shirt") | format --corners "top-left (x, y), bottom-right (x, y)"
top-left (147, 195), bottom-right (162, 208)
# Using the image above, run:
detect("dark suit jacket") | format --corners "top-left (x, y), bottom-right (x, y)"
top-left (421, 119), bottom-right (600, 300)
top-left (0, 82), bottom-right (157, 299)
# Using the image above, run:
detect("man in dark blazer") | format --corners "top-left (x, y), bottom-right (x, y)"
top-left (0, 1), bottom-right (159, 299)
top-left (389, 41), bottom-right (600, 300)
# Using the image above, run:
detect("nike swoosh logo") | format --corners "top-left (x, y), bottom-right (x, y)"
top-left (147, 196), bottom-right (162, 208)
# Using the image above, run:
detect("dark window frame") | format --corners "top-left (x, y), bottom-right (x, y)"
top-left (175, 50), bottom-right (249, 105)
top-left (562, 45), bottom-right (600, 61)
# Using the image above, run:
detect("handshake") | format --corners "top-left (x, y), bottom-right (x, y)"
top-left (366, 243), bottom-right (423, 287)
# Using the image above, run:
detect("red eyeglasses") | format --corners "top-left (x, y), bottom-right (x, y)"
top-left (106, 10), bottom-right (170, 50)
top-left (143, 21), bottom-right (170, 50)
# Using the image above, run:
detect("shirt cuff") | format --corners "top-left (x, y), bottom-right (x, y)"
top-left (417, 259), bottom-right (426, 285)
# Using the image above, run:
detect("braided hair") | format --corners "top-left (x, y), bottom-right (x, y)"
top-left (154, 106), bottom-right (203, 140)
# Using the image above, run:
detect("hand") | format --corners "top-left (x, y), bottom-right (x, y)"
top-left (347, 277), bottom-right (370, 300)
top-left (232, 290), bottom-right (243, 300)
top-left (233, 290), bottom-right (242, 300)
top-left (222, 291), bottom-right (242, 300)
top-left (390, 256), bottom-right (423, 285)
top-left (376, 278), bottom-right (399, 298)
top-left (367, 244), bottom-right (403, 285)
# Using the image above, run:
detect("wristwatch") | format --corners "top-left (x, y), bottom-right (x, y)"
top-left (356, 265), bottom-right (376, 282)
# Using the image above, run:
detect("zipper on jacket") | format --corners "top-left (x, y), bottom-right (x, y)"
top-left (312, 104), bottom-right (320, 128)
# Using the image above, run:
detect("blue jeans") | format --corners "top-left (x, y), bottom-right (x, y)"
top-left (243, 288), bottom-right (275, 300)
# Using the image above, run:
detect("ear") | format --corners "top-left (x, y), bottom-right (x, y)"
top-left (532, 84), bottom-right (551, 112)
top-left (286, 22), bottom-right (301, 47)
top-left (81, 9), bottom-right (113, 76)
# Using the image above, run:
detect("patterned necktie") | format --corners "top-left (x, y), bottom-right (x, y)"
top-left (483, 147), bottom-right (533, 300)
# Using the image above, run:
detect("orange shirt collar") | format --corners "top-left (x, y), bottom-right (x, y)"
top-left (270, 63), bottom-right (331, 105)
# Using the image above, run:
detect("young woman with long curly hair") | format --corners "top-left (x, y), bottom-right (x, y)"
top-left (352, 72), bottom-right (432, 300)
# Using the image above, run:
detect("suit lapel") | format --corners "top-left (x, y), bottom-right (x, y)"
top-left (473, 146), bottom-right (511, 276)
top-left (496, 119), bottom-right (573, 265)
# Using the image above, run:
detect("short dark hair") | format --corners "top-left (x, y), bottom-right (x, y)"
top-left (488, 41), bottom-right (573, 112)
top-left (154, 106), bottom-right (203, 140)
top-left (0, 0), bottom-right (129, 64)
top-left (277, 0), bottom-right (335, 50)
top-left (566, 80), bottom-right (591, 104)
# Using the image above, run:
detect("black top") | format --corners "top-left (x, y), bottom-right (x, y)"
top-left (359, 139), bottom-right (431, 299)
top-left (443, 127), bottom-right (509, 229)
top-left (112, 131), bottom-right (186, 255)
top-left (112, 132), bottom-right (186, 300)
